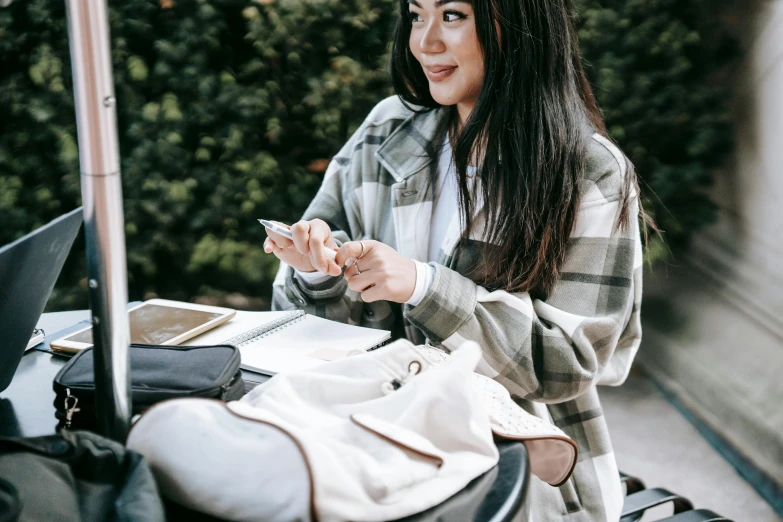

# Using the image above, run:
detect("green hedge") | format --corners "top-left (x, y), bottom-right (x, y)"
top-left (576, 0), bottom-right (737, 257)
top-left (0, 0), bottom-right (735, 311)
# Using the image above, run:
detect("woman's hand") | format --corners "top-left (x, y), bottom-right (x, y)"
top-left (335, 240), bottom-right (416, 303)
top-left (263, 219), bottom-right (342, 277)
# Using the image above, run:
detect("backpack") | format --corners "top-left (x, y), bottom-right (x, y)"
top-left (0, 430), bottom-right (164, 522)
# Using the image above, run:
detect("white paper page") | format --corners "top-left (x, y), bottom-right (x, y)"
top-left (187, 310), bottom-right (294, 347)
top-left (239, 315), bottom-right (390, 375)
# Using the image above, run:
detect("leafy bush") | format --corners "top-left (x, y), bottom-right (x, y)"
top-left (0, 0), bottom-right (396, 310)
top-left (575, 0), bottom-right (737, 254)
top-left (0, 0), bottom-right (734, 311)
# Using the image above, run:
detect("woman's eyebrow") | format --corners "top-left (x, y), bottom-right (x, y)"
top-left (407, 0), bottom-right (472, 8)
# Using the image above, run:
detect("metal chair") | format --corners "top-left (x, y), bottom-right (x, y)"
top-left (621, 487), bottom-right (694, 522)
top-left (656, 509), bottom-right (733, 521)
top-left (618, 472), bottom-right (733, 522)
top-left (619, 471), bottom-right (648, 522)
top-left (621, 471), bottom-right (646, 495)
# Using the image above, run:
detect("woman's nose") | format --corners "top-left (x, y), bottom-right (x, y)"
top-left (419, 22), bottom-right (445, 54)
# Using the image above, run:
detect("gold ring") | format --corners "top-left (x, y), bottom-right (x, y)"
top-left (355, 260), bottom-right (362, 275)
top-left (358, 240), bottom-right (366, 259)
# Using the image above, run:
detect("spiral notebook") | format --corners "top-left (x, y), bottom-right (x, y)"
top-left (188, 310), bottom-right (391, 375)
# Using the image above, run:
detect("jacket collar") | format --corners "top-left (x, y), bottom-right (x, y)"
top-left (375, 106), bottom-right (447, 182)
top-left (374, 105), bottom-right (491, 262)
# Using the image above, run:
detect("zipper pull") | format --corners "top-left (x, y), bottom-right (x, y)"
top-left (63, 389), bottom-right (81, 430)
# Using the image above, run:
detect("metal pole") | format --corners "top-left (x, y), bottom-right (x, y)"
top-left (65, 0), bottom-right (131, 440)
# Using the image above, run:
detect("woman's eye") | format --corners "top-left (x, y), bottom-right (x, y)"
top-left (444, 11), bottom-right (465, 22)
top-left (408, 11), bottom-right (422, 23)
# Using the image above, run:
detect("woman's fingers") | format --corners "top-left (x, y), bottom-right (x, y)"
top-left (311, 246), bottom-right (341, 276)
top-left (359, 284), bottom-right (383, 303)
top-left (325, 252), bottom-right (343, 276)
top-left (344, 262), bottom-right (367, 280)
top-left (309, 225), bottom-right (341, 276)
top-left (265, 227), bottom-right (293, 248)
top-left (308, 235), bottom-right (331, 275)
top-left (263, 238), bottom-right (278, 253)
top-left (344, 254), bottom-right (381, 280)
top-left (335, 240), bottom-right (376, 267)
top-left (287, 219), bottom-right (340, 276)
top-left (346, 271), bottom-right (376, 294)
top-left (335, 242), bottom-right (360, 267)
top-left (290, 220), bottom-right (311, 255)
top-left (343, 262), bottom-right (359, 279)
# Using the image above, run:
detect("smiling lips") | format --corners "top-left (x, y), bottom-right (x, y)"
top-left (425, 65), bottom-right (457, 82)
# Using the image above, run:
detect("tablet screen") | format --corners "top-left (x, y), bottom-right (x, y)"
top-left (65, 304), bottom-right (224, 346)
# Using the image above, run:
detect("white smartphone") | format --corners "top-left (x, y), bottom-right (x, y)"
top-left (259, 218), bottom-right (354, 267)
top-left (50, 299), bottom-right (236, 354)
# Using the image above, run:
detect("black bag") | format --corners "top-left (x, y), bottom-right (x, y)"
top-left (0, 430), bottom-right (164, 522)
top-left (53, 343), bottom-right (245, 431)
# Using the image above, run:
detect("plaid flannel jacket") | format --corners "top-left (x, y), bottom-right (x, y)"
top-left (272, 96), bottom-right (643, 522)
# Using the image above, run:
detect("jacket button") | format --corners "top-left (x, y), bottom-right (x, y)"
top-left (402, 190), bottom-right (417, 197)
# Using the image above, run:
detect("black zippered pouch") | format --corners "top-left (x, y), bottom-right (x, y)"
top-left (53, 343), bottom-right (245, 431)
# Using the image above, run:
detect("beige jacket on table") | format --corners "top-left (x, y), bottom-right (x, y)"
top-left (272, 96), bottom-right (644, 522)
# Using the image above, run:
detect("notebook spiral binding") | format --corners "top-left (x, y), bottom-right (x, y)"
top-left (223, 310), bottom-right (305, 347)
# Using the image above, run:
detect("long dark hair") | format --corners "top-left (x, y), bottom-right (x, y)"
top-left (391, 0), bottom-right (645, 295)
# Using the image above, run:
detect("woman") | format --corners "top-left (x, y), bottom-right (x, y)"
top-left (264, 0), bottom-right (644, 520)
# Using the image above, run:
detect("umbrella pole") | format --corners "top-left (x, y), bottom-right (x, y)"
top-left (65, 0), bottom-right (131, 440)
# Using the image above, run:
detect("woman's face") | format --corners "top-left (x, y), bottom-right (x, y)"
top-left (408, 0), bottom-right (484, 120)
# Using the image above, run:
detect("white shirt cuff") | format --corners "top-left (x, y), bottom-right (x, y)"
top-left (405, 261), bottom-right (435, 307)
top-left (294, 269), bottom-right (332, 285)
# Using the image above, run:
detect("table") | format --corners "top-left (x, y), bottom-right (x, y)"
top-left (1, 310), bottom-right (530, 522)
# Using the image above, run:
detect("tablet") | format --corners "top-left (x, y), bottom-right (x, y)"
top-left (50, 299), bottom-right (236, 353)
